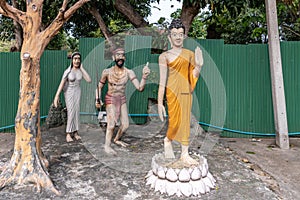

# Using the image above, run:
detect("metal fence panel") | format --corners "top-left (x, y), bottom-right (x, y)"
top-left (1, 38), bottom-right (300, 138)
top-left (281, 42), bottom-right (300, 134)
top-left (0, 51), bottom-right (68, 132)
top-left (40, 50), bottom-right (68, 117)
top-left (0, 52), bottom-right (20, 132)
top-left (221, 44), bottom-right (274, 137)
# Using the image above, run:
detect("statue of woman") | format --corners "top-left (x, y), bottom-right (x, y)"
top-left (54, 52), bottom-right (91, 142)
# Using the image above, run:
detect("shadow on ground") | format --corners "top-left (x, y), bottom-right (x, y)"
top-left (0, 118), bottom-right (282, 200)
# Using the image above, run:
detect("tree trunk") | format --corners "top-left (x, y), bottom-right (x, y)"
top-left (181, 2), bottom-right (200, 34)
top-left (0, 3), bottom-right (58, 189)
top-left (0, 0), bottom-right (89, 195)
top-left (0, 45), bottom-right (58, 194)
top-left (0, 0), bottom-right (57, 193)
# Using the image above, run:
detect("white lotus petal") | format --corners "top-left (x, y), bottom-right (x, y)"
top-left (191, 167), bottom-right (202, 181)
top-left (154, 178), bottom-right (165, 194)
top-left (201, 163), bottom-right (208, 177)
top-left (165, 181), bottom-right (178, 196)
top-left (145, 170), bottom-right (153, 179)
top-left (157, 166), bottom-right (166, 179)
top-left (146, 174), bottom-right (157, 188)
top-left (190, 180), bottom-right (200, 196)
top-left (152, 160), bottom-right (158, 175)
top-left (207, 172), bottom-right (216, 184)
top-left (198, 179), bottom-right (206, 194)
top-left (201, 177), bottom-right (211, 193)
top-left (176, 185), bottom-right (183, 197)
top-left (163, 166), bottom-right (168, 173)
top-left (178, 168), bottom-right (190, 182)
top-left (203, 176), bottom-right (214, 189)
top-left (180, 182), bottom-right (193, 197)
top-left (166, 168), bottom-right (178, 182)
top-left (174, 168), bottom-right (181, 175)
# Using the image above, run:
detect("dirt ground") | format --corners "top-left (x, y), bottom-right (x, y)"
top-left (0, 119), bottom-right (280, 200)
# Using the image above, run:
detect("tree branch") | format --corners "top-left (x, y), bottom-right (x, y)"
top-left (57, 0), bottom-right (69, 19)
top-left (281, 23), bottom-right (300, 38)
top-left (0, 0), bottom-right (25, 26)
top-left (87, 4), bottom-right (113, 44)
top-left (43, 0), bottom-right (90, 41)
top-left (10, 0), bottom-right (23, 52)
top-left (114, 0), bottom-right (148, 28)
top-left (64, 0), bottom-right (90, 21)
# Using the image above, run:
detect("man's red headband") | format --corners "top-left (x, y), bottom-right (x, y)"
top-left (112, 48), bottom-right (125, 55)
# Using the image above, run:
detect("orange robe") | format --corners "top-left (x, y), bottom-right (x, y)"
top-left (166, 49), bottom-right (198, 145)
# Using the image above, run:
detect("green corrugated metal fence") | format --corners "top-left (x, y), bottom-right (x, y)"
top-left (0, 51), bottom-right (68, 132)
top-left (221, 44), bottom-right (274, 137)
top-left (281, 42), bottom-right (300, 134)
top-left (1, 37), bottom-right (300, 138)
top-left (40, 51), bottom-right (69, 117)
top-left (0, 52), bottom-right (20, 132)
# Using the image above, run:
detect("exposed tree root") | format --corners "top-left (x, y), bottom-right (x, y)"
top-left (0, 152), bottom-right (60, 196)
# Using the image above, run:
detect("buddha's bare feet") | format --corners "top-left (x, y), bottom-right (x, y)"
top-left (73, 131), bottom-right (81, 140)
top-left (66, 133), bottom-right (73, 142)
top-left (181, 154), bottom-right (199, 166)
top-left (104, 145), bottom-right (117, 155)
top-left (114, 140), bottom-right (128, 147)
top-left (164, 137), bottom-right (175, 159)
top-left (181, 144), bottom-right (198, 166)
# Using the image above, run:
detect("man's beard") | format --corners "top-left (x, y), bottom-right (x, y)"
top-left (115, 59), bottom-right (125, 68)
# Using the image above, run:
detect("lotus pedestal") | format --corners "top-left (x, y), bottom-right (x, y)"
top-left (145, 153), bottom-right (216, 197)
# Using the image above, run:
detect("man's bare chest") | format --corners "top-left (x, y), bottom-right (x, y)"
top-left (108, 68), bottom-right (128, 84)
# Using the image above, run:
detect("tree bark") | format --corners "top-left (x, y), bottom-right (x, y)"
top-left (10, 0), bottom-right (23, 52)
top-left (0, 0), bottom-right (89, 194)
top-left (0, 55), bottom-right (58, 193)
top-left (88, 5), bottom-right (113, 40)
top-left (87, 4), bottom-right (115, 50)
top-left (10, 20), bottom-right (23, 52)
top-left (114, 0), bottom-right (149, 35)
top-left (180, 2), bottom-right (201, 34)
top-left (114, 0), bottom-right (148, 28)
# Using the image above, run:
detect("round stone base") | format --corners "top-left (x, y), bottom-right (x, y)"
top-left (145, 153), bottom-right (216, 197)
